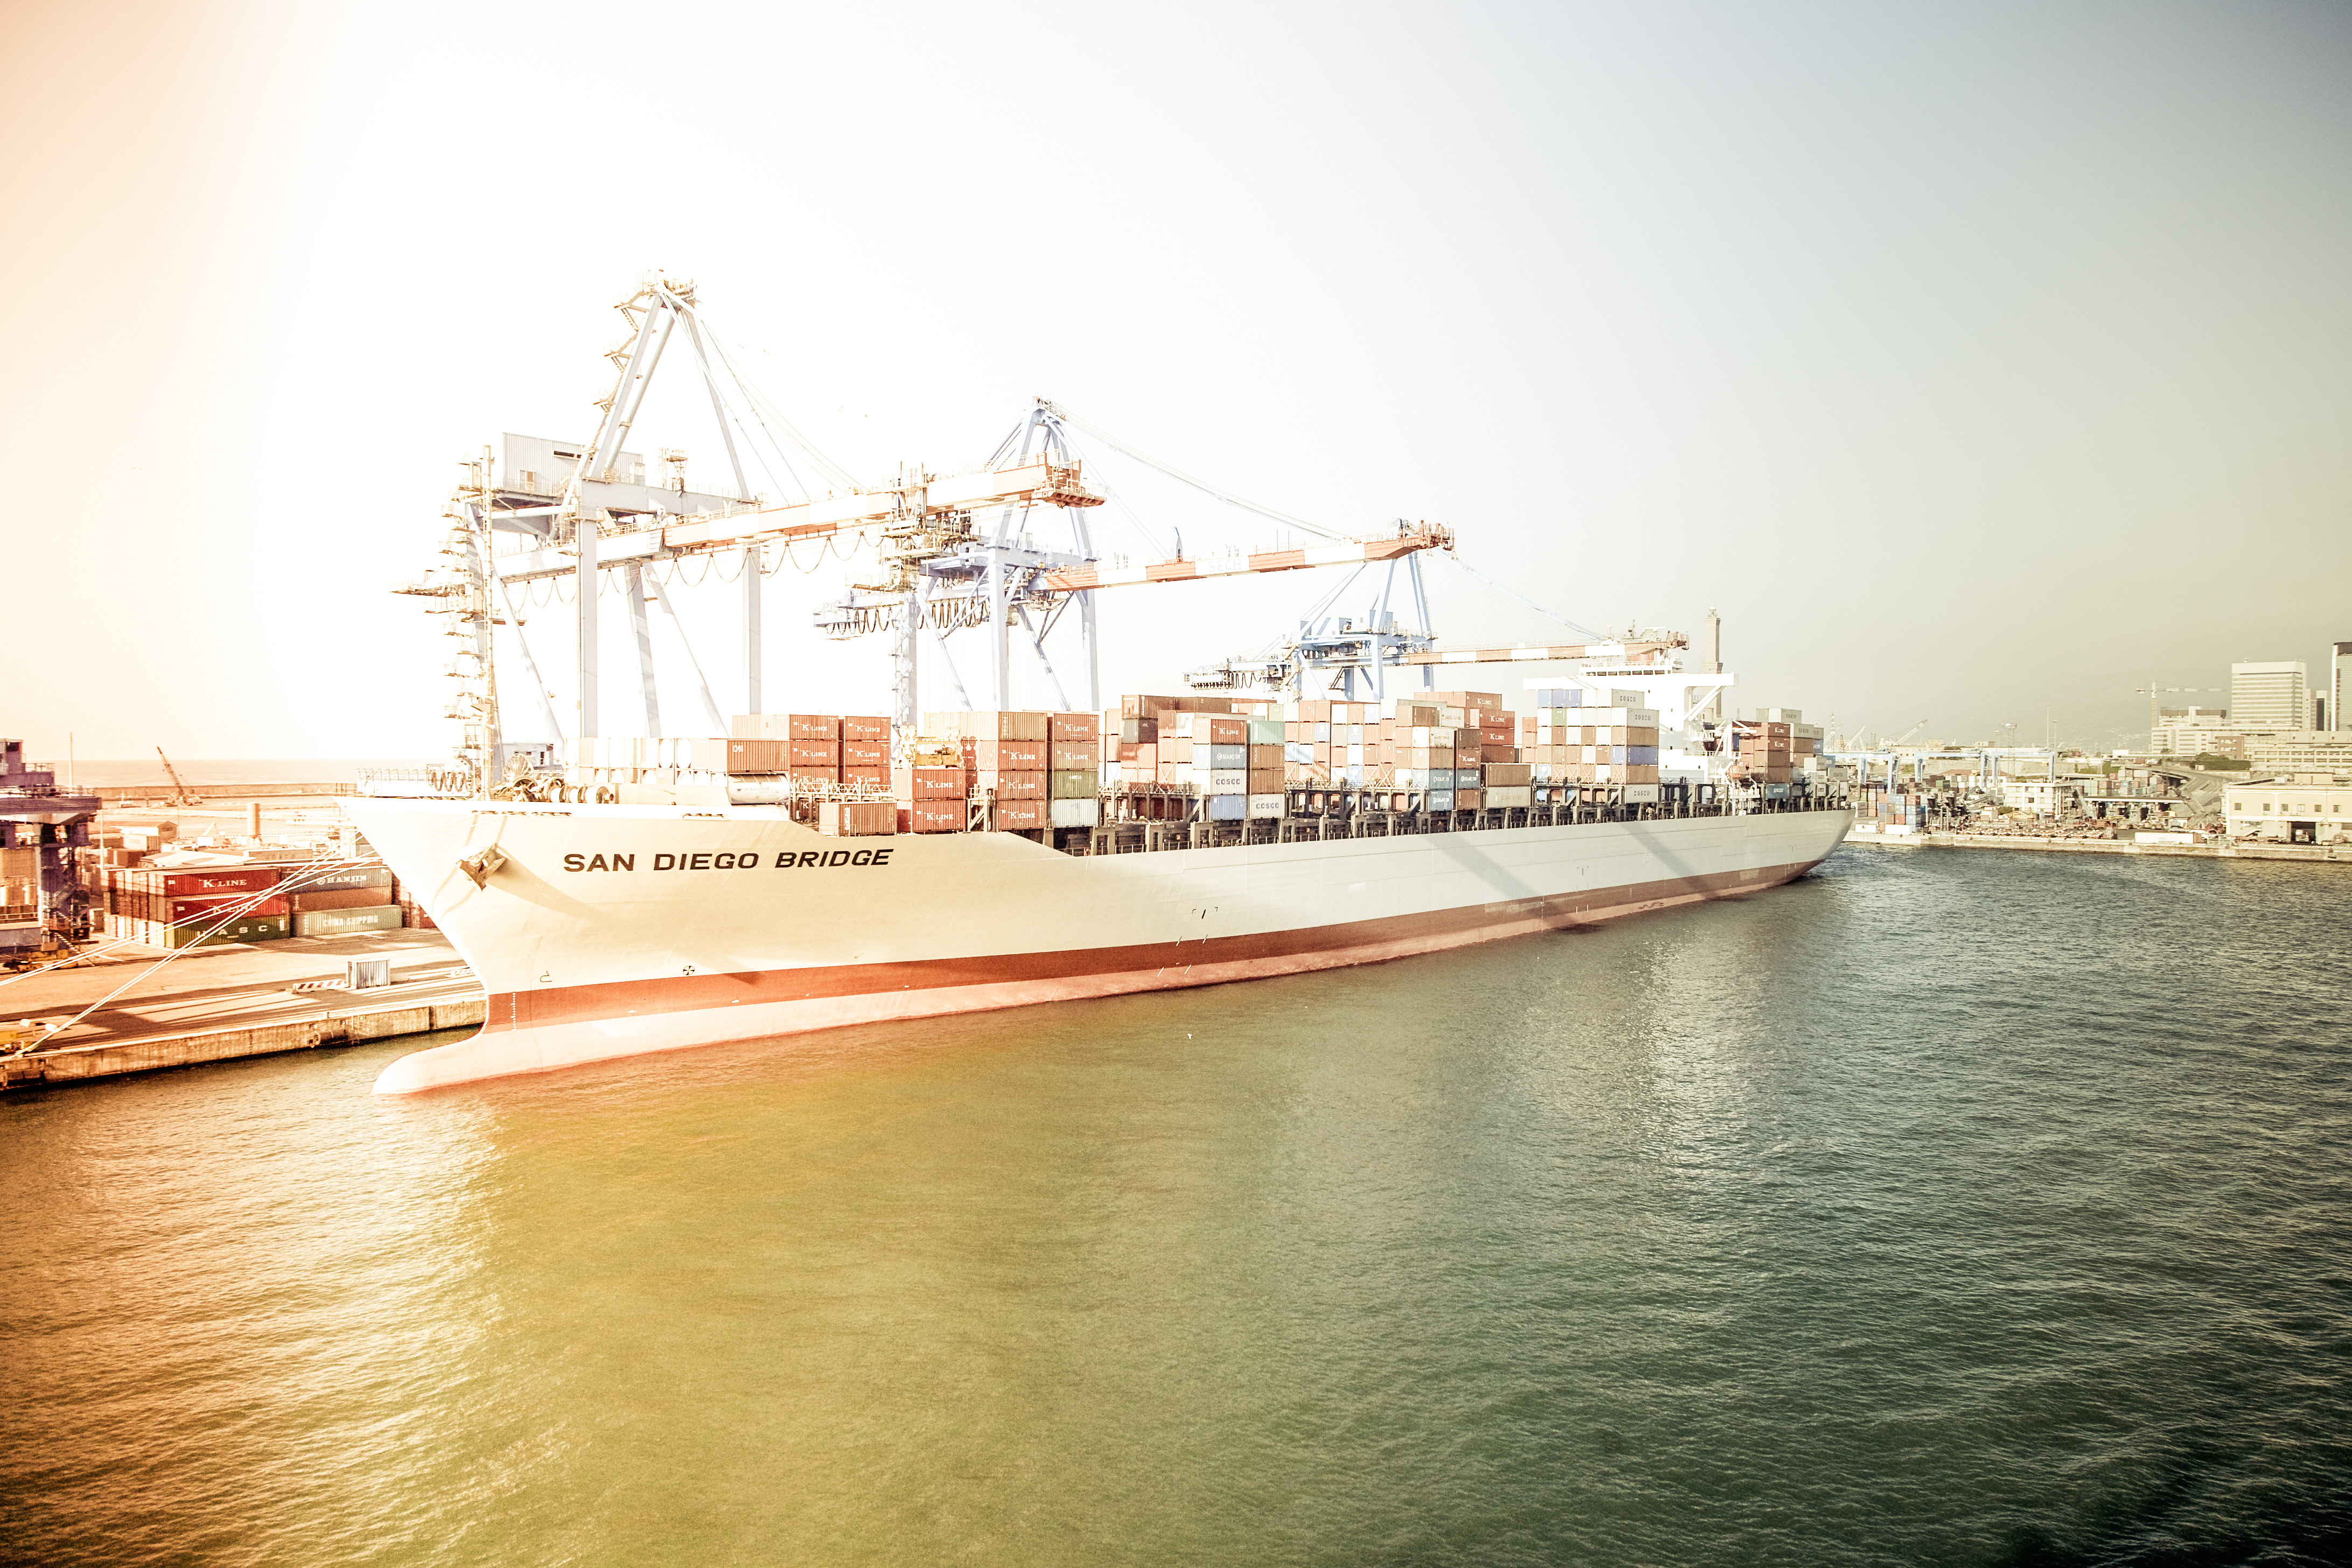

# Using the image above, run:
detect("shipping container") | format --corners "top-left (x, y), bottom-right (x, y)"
top-left (1205, 794), bottom-right (1247, 821)
top-left (1049, 711), bottom-right (1096, 740)
top-left (817, 800), bottom-right (897, 836)
top-left (1486, 786), bottom-right (1533, 808)
top-left (1049, 769), bottom-right (1096, 799)
top-left (1048, 739), bottom-right (1099, 770)
top-left (1047, 797), bottom-right (1102, 829)
top-left (969, 739), bottom-right (1048, 771)
top-left (123, 866), bottom-right (281, 898)
top-left (977, 770), bottom-right (1047, 800)
top-left (842, 740), bottom-right (890, 768)
top-left (1426, 789), bottom-right (1455, 812)
top-left (155, 913), bottom-right (291, 948)
top-left (991, 798), bottom-right (1048, 830)
top-left (909, 799), bottom-right (966, 833)
top-left (962, 710), bottom-right (1051, 742)
top-left (1247, 792), bottom-right (1283, 819)
top-left (293, 906), bottom-right (403, 938)
top-left (841, 714), bottom-right (890, 741)
top-left (302, 864), bottom-right (394, 892)
top-left (840, 768), bottom-right (889, 794)
top-left (289, 886), bottom-right (395, 913)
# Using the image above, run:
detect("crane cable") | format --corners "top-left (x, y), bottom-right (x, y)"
top-left (1442, 551), bottom-right (1610, 641)
top-left (1037, 400), bottom-right (1347, 543)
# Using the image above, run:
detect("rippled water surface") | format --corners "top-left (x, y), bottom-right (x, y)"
top-left (5, 847), bottom-right (2349, 1566)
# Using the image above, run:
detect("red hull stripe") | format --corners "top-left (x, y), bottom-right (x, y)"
top-left (485, 856), bottom-right (1824, 1035)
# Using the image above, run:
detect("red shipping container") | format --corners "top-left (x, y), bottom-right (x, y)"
top-left (840, 714), bottom-right (890, 741)
top-left (1204, 716), bottom-right (1248, 745)
top-left (910, 799), bottom-right (965, 832)
top-left (840, 767), bottom-right (888, 794)
top-left (1049, 712), bottom-right (1096, 740)
top-left (964, 710), bottom-right (1050, 741)
top-left (134, 866), bottom-right (280, 897)
top-left (893, 766), bottom-right (966, 800)
top-left (1049, 740), bottom-right (1099, 769)
top-left (723, 739), bottom-right (790, 775)
top-left (787, 713), bottom-right (842, 740)
top-left (169, 894), bottom-right (290, 921)
top-left (992, 798), bottom-right (1047, 830)
top-left (977, 770), bottom-right (1047, 800)
top-left (787, 767), bottom-right (838, 786)
top-left (788, 739), bottom-right (839, 767)
top-left (842, 740), bottom-right (889, 768)
top-left (969, 739), bottom-right (1047, 771)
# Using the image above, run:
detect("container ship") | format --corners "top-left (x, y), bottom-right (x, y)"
top-left (356, 691), bottom-right (1848, 1094)
top-left (360, 277), bottom-right (1850, 1093)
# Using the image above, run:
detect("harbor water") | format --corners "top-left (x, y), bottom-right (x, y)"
top-left (3, 846), bottom-right (2347, 1565)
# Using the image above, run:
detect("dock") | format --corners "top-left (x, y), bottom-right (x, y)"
top-left (1843, 829), bottom-right (2352, 863)
top-left (0, 932), bottom-right (481, 1090)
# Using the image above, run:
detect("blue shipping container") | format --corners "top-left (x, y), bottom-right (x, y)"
top-left (1426, 789), bottom-right (1455, 812)
top-left (1206, 793), bottom-right (1247, 821)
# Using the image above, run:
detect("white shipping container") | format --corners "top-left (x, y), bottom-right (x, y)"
top-left (1048, 798), bottom-right (1101, 829)
top-left (1191, 768), bottom-right (1248, 794)
top-left (1485, 787), bottom-right (1534, 807)
top-left (1247, 793), bottom-right (1284, 818)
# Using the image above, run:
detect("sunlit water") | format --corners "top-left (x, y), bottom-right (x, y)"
top-left (5, 848), bottom-right (2348, 1566)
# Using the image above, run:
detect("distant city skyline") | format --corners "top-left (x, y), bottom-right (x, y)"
top-left (8, 1), bottom-right (2350, 760)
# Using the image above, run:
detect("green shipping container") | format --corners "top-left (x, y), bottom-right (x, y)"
top-left (1049, 769), bottom-right (1097, 799)
top-left (293, 905), bottom-right (404, 938)
top-left (161, 914), bottom-right (290, 948)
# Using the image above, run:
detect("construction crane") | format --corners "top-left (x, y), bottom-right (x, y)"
top-left (153, 748), bottom-right (200, 808)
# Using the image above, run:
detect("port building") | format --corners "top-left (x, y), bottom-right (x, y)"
top-left (2224, 780), bottom-right (2352, 844)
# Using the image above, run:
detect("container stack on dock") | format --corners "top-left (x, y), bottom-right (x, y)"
top-left (84, 851), bottom-right (419, 949)
top-left (102, 864), bottom-right (290, 948)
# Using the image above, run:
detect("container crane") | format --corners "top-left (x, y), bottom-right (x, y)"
top-left (404, 281), bottom-right (1460, 790)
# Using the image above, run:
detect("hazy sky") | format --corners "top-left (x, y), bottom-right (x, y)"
top-left (9, 0), bottom-right (2349, 760)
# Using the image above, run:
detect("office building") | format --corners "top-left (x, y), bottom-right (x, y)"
top-left (2230, 661), bottom-right (2308, 731)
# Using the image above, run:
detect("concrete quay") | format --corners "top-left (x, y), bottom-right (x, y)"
top-left (0, 930), bottom-right (482, 1090)
top-left (1843, 829), bottom-right (2352, 863)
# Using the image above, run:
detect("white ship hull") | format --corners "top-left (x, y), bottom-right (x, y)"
top-left (346, 799), bottom-right (1851, 1094)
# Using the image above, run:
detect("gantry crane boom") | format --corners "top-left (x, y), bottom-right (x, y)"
top-left (1403, 634), bottom-right (1687, 668)
top-left (1038, 523), bottom-right (1451, 592)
